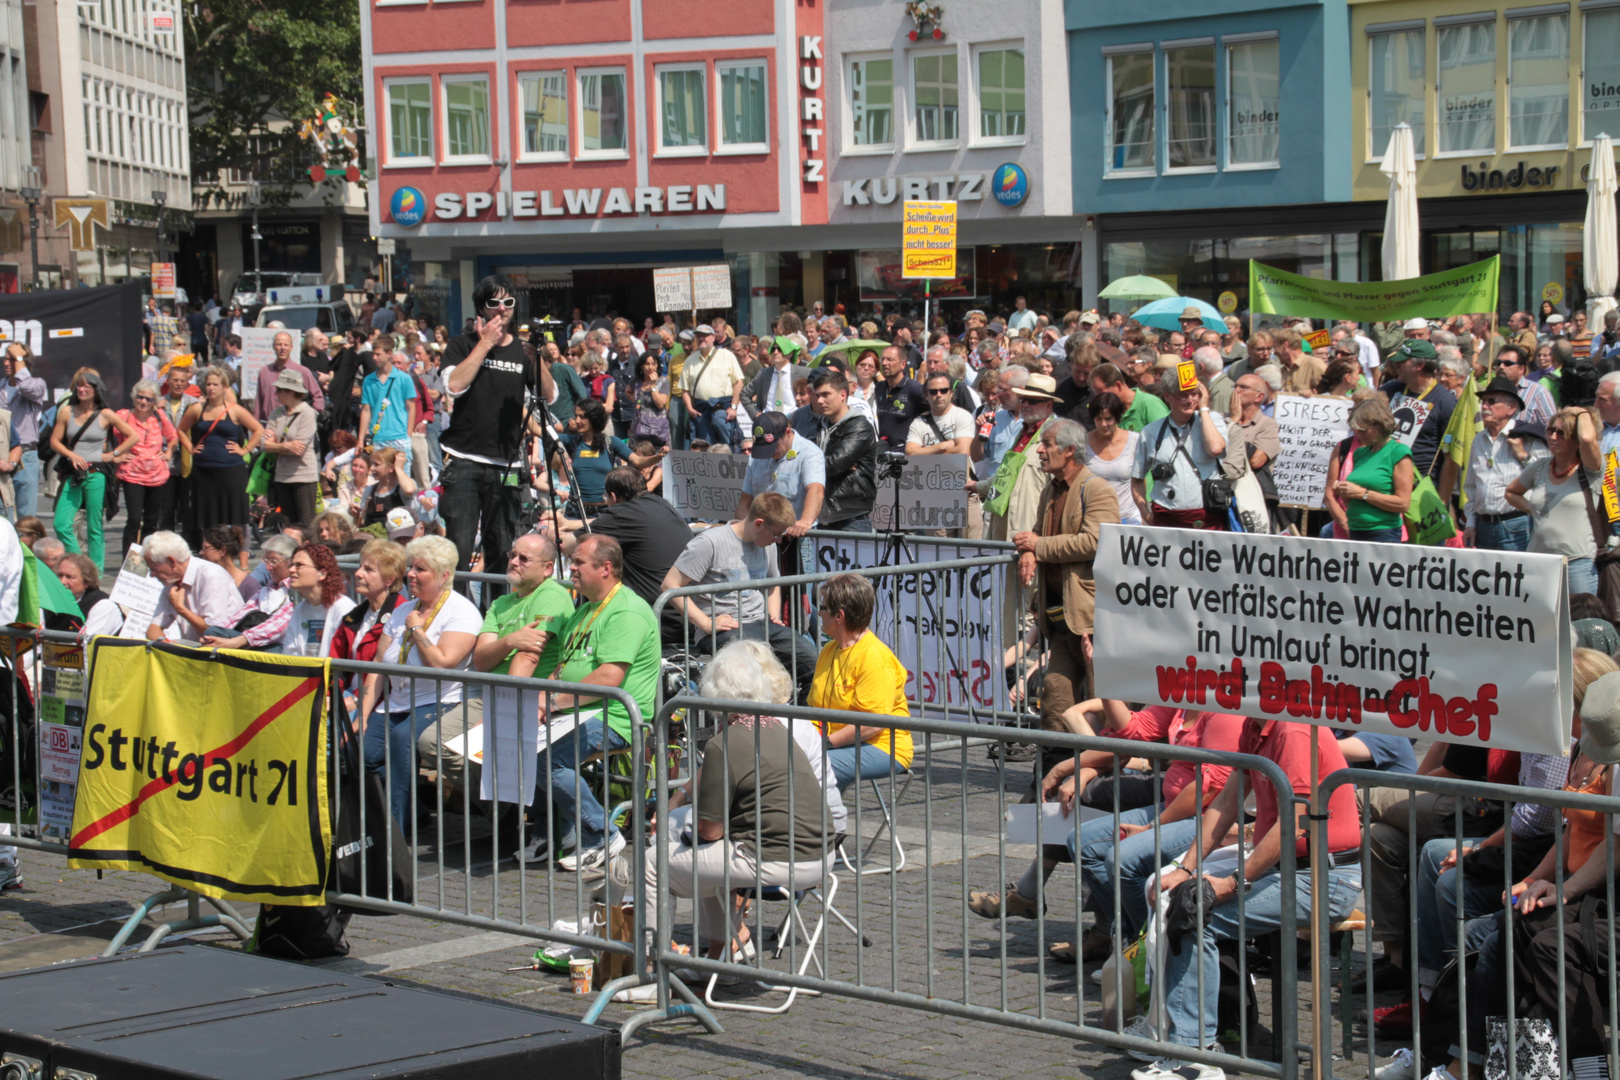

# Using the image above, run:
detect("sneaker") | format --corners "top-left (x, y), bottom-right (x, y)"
top-left (612, 982), bottom-right (658, 1003)
top-left (0, 864), bottom-right (18, 892)
top-left (511, 834), bottom-right (550, 865)
top-left (1374, 1002), bottom-right (1413, 1035)
top-left (1002, 743), bottom-right (1038, 762)
top-left (1131, 1056), bottom-right (1226, 1080)
top-left (967, 883), bottom-right (1043, 920)
top-left (1375, 1048), bottom-right (1416, 1080)
top-left (1122, 1015), bottom-right (1167, 1062)
top-left (559, 831), bottom-right (625, 873)
top-left (1422, 1067), bottom-right (1459, 1080)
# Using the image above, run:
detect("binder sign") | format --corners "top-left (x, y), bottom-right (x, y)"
top-left (902, 200), bottom-right (956, 279)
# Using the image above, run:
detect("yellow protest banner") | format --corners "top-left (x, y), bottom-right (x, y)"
top-left (69, 641), bottom-right (331, 906)
top-left (1605, 449), bottom-right (1620, 523)
top-left (902, 200), bottom-right (956, 279)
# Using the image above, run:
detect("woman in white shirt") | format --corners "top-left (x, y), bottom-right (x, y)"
top-left (279, 543), bottom-right (356, 658)
top-left (1083, 392), bottom-right (1143, 525)
top-left (358, 535), bottom-right (480, 829)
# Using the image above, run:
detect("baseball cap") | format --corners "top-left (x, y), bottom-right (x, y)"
top-left (1402, 317), bottom-right (1430, 331)
top-left (1394, 338), bottom-right (1439, 361)
top-left (750, 412), bottom-right (791, 459)
top-left (678, 329), bottom-right (694, 341)
top-left (1079, 310), bottom-right (1101, 326)
top-left (385, 507), bottom-right (417, 540)
top-left (695, 323), bottom-right (715, 335)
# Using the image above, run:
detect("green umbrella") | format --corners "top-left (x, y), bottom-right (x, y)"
top-left (1098, 275), bottom-right (1178, 302)
top-left (809, 339), bottom-right (889, 366)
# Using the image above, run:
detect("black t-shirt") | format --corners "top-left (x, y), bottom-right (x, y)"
top-left (1377, 379), bottom-right (1457, 478)
top-left (585, 493), bottom-right (693, 609)
top-left (186, 311), bottom-right (208, 342)
top-left (873, 376), bottom-right (928, 451)
top-left (302, 349), bottom-right (332, 376)
top-left (441, 333), bottom-right (532, 465)
top-left (1054, 376), bottom-right (1092, 422)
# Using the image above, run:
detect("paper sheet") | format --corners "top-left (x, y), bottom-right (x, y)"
top-left (1003, 802), bottom-right (1101, 845)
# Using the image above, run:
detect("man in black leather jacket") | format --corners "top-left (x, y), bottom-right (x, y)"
top-left (809, 369), bottom-right (877, 531)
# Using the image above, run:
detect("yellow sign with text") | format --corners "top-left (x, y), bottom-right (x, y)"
top-left (902, 200), bottom-right (957, 279)
top-left (69, 641), bottom-right (331, 905)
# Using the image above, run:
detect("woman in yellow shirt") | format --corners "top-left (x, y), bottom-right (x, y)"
top-left (808, 573), bottom-right (913, 788)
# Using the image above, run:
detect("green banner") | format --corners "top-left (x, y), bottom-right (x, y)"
top-left (1248, 255), bottom-right (1500, 321)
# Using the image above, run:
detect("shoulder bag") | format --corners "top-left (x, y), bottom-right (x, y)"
top-left (1576, 467), bottom-right (1620, 611)
top-left (52, 411), bottom-right (101, 483)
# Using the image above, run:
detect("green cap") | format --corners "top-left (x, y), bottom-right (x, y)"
top-left (1395, 338), bottom-right (1439, 361)
top-left (773, 335), bottom-right (802, 358)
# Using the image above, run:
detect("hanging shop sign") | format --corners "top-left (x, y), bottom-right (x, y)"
top-left (800, 35), bottom-right (825, 186)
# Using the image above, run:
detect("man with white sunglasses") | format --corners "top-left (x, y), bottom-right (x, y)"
top-left (441, 274), bottom-right (553, 579)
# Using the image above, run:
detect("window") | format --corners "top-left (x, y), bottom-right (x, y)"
top-left (658, 65), bottom-right (706, 152)
top-left (1227, 37), bottom-right (1279, 167)
top-left (717, 61), bottom-right (767, 149)
top-left (848, 55), bottom-right (893, 148)
top-left (1166, 43), bottom-right (1216, 169)
top-left (976, 46), bottom-right (1025, 141)
top-left (443, 76), bottom-right (490, 160)
top-left (1437, 20), bottom-right (1496, 153)
top-left (1509, 11), bottom-right (1568, 148)
top-left (1106, 50), bottom-right (1155, 173)
top-left (578, 69), bottom-right (627, 156)
top-left (911, 51), bottom-right (958, 144)
top-left (518, 71), bottom-right (567, 158)
top-left (1587, 7), bottom-right (1620, 140)
top-left (1368, 26), bottom-right (1426, 157)
top-left (385, 79), bottom-right (432, 163)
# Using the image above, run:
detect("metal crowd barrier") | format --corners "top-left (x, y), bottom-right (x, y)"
top-left (1316, 767), bottom-right (1620, 1080)
top-left (621, 693), bottom-right (1303, 1078)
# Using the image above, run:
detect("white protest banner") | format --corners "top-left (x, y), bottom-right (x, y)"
top-left (237, 327), bottom-right (280, 400)
top-left (653, 267), bottom-right (692, 312)
top-left (1274, 395), bottom-right (1352, 508)
top-left (1389, 393), bottom-right (1434, 449)
top-left (480, 687), bottom-right (543, 806)
top-left (1093, 526), bottom-right (1572, 755)
top-left (872, 454), bottom-right (971, 532)
top-left (665, 450), bottom-right (750, 522)
top-left (811, 535), bottom-right (1009, 718)
top-left (691, 264), bottom-right (732, 309)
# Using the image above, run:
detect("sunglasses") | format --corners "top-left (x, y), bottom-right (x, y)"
top-left (134, 395), bottom-right (156, 403)
top-left (926, 387), bottom-right (952, 396)
top-left (483, 297), bottom-right (517, 310)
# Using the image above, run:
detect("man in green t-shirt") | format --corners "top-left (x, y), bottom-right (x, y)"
top-left (1089, 363), bottom-right (1169, 433)
top-left (415, 533), bottom-right (576, 844)
top-left (546, 534), bottom-right (661, 874)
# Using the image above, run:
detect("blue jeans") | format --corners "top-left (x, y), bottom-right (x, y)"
top-left (1415, 838), bottom-right (1515, 984)
top-left (1568, 556), bottom-right (1599, 597)
top-left (10, 449), bottom-right (39, 520)
top-left (364, 702), bottom-right (444, 829)
top-left (829, 516), bottom-right (874, 533)
top-left (1349, 526), bottom-right (1403, 543)
top-left (547, 717), bottom-right (630, 849)
top-left (375, 436), bottom-right (412, 473)
top-left (692, 399), bottom-right (736, 450)
top-left (1474, 514), bottom-right (1532, 551)
top-left (1163, 866), bottom-right (1362, 1049)
top-left (1074, 806), bottom-right (1202, 939)
top-left (828, 743), bottom-right (899, 791)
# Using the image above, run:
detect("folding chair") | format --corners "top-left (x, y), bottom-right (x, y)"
top-left (838, 768), bottom-right (912, 877)
top-left (704, 870), bottom-right (846, 1015)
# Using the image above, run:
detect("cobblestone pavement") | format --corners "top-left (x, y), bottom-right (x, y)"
top-left (0, 746), bottom-right (1398, 1080)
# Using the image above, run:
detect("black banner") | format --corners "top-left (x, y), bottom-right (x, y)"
top-left (0, 283), bottom-right (143, 407)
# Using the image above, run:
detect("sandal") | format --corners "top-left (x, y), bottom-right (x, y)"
top-left (1048, 941), bottom-right (1078, 964)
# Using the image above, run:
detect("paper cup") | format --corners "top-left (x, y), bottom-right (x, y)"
top-left (569, 957), bottom-right (594, 994)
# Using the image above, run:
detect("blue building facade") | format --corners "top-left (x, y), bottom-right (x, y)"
top-left (1068, 0), bottom-right (1363, 313)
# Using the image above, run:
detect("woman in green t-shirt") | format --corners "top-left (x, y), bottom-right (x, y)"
top-left (1325, 395), bottom-right (1414, 542)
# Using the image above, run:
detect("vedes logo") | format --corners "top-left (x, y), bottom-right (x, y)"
top-left (991, 163), bottom-right (1028, 208)
top-left (390, 186), bottom-right (426, 226)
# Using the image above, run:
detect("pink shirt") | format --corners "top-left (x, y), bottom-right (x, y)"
top-left (1161, 711), bottom-right (1246, 803)
top-left (114, 409), bottom-right (175, 488)
top-left (1241, 720), bottom-right (1362, 858)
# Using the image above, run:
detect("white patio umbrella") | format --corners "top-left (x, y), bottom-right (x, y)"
top-left (1586, 133), bottom-right (1619, 328)
top-left (1380, 123), bottom-right (1420, 281)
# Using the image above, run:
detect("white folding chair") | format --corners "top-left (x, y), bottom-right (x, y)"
top-left (704, 871), bottom-right (843, 1014)
top-left (838, 770), bottom-right (912, 877)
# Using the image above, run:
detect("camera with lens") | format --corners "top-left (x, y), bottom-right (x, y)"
top-left (1150, 460), bottom-right (1176, 482)
top-left (878, 450), bottom-right (909, 479)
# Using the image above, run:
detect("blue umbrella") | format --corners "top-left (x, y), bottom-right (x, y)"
top-left (1130, 296), bottom-right (1226, 334)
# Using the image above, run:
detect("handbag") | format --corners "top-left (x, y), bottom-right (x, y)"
top-left (245, 449), bottom-right (276, 499)
top-left (254, 902), bottom-right (351, 959)
top-left (1484, 1017), bottom-right (1560, 1080)
top-left (1404, 474), bottom-right (1458, 545)
top-left (328, 692), bottom-right (414, 910)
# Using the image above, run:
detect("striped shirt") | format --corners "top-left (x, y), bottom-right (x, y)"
top-left (1464, 424), bottom-right (1549, 527)
top-left (1513, 744), bottom-right (1574, 838)
top-left (1516, 376), bottom-right (1557, 427)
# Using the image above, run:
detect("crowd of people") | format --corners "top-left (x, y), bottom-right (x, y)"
top-left (5, 279), bottom-right (1620, 1080)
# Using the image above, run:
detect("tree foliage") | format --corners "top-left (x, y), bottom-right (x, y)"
top-left (185, 0), bottom-right (362, 210)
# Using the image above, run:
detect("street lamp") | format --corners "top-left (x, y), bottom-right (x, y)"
top-left (246, 178), bottom-right (262, 298)
top-left (151, 188), bottom-right (168, 264)
top-left (20, 165), bottom-right (40, 291)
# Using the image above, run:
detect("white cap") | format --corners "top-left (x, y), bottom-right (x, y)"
top-left (385, 507), bottom-right (417, 540)
top-left (1403, 317), bottom-right (1428, 331)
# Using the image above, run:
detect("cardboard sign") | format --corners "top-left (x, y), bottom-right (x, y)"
top-left (237, 327), bottom-right (281, 400)
top-left (1177, 360), bottom-right (1198, 393)
top-left (1273, 395), bottom-right (1353, 508)
top-left (1094, 525), bottom-right (1573, 756)
top-left (902, 200), bottom-right (957, 279)
top-left (664, 450), bottom-right (751, 523)
top-left (1305, 328), bottom-right (1331, 350)
top-left (1605, 449), bottom-right (1620, 523)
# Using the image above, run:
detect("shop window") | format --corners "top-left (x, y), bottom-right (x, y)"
top-left (1509, 11), bottom-right (1568, 148)
top-left (1227, 37), bottom-right (1279, 168)
top-left (1105, 49), bottom-right (1155, 174)
top-left (657, 65), bottom-right (707, 153)
top-left (1585, 7), bottom-right (1620, 140)
top-left (717, 61), bottom-right (767, 150)
top-left (1436, 19), bottom-right (1496, 154)
top-left (911, 51), bottom-right (959, 145)
top-left (385, 78), bottom-right (432, 164)
top-left (442, 76), bottom-right (490, 162)
top-left (1166, 43), bottom-right (1216, 170)
top-left (578, 68), bottom-right (627, 157)
top-left (518, 71), bottom-right (567, 159)
top-left (1368, 26), bottom-right (1426, 158)
top-left (975, 45), bottom-right (1025, 142)
top-left (847, 55), bottom-right (894, 149)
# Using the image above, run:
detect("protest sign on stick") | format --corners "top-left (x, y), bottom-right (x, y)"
top-left (1094, 525), bottom-right (1572, 756)
top-left (664, 450), bottom-right (750, 522)
top-left (1274, 396), bottom-right (1351, 509)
